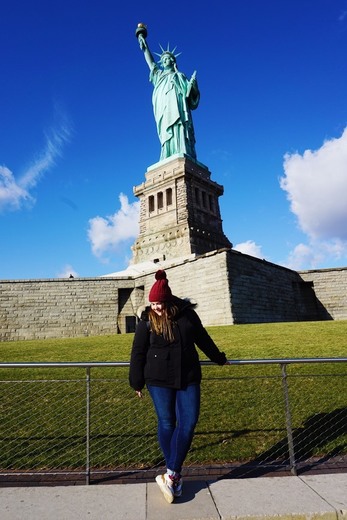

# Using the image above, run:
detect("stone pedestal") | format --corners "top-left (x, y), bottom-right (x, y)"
top-left (131, 155), bottom-right (232, 265)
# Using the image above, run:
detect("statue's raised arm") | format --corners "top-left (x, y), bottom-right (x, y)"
top-left (136, 24), bottom-right (156, 71)
top-left (135, 23), bottom-right (200, 162)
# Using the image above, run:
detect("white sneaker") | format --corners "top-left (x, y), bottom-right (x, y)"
top-left (155, 474), bottom-right (174, 503)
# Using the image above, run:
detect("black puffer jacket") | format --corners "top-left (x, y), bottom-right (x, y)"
top-left (129, 298), bottom-right (227, 391)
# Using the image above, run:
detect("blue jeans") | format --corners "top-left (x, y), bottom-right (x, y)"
top-left (147, 384), bottom-right (200, 473)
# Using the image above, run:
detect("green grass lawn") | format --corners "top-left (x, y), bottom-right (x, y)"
top-left (1, 320), bottom-right (347, 362)
top-left (0, 321), bottom-right (346, 471)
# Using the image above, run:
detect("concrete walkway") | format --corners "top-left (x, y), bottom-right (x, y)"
top-left (1, 473), bottom-right (346, 520)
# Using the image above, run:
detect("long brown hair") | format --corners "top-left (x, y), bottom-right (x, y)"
top-left (149, 302), bottom-right (179, 342)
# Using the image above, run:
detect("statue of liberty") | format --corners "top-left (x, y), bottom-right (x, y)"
top-left (136, 24), bottom-right (200, 161)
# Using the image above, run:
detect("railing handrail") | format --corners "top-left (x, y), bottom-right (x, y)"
top-left (0, 357), bottom-right (346, 369)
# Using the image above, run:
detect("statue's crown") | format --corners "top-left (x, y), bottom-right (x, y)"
top-left (154, 43), bottom-right (182, 63)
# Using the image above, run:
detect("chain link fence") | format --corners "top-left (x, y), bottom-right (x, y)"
top-left (0, 359), bottom-right (346, 484)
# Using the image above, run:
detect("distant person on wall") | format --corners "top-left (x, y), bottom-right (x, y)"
top-left (136, 23), bottom-right (200, 161)
top-left (129, 270), bottom-right (230, 503)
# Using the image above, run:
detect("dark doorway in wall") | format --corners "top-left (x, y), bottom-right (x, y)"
top-left (125, 315), bottom-right (136, 333)
top-left (118, 288), bottom-right (135, 333)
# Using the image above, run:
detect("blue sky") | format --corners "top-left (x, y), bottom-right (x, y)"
top-left (1, 0), bottom-right (347, 280)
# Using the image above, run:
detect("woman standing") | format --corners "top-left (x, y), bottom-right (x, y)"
top-left (129, 270), bottom-right (229, 503)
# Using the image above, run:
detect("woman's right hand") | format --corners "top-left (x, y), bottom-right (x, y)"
top-left (135, 390), bottom-right (143, 398)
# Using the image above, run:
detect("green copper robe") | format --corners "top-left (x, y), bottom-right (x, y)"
top-left (150, 65), bottom-right (200, 161)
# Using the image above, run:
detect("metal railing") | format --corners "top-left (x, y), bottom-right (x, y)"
top-left (0, 358), bottom-right (346, 484)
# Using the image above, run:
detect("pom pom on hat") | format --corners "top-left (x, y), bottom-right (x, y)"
top-left (154, 270), bottom-right (166, 281)
top-left (148, 270), bottom-right (173, 302)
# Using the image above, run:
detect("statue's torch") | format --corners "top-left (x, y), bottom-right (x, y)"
top-left (135, 23), bottom-right (148, 47)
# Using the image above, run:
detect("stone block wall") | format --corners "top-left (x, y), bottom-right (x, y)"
top-left (0, 277), bottom-right (130, 341)
top-left (1, 250), bottom-right (347, 342)
top-left (226, 250), bottom-right (317, 323)
top-left (0, 251), bottom-right (234, 341)
top-left (299, 267), bottom-right (347, 320)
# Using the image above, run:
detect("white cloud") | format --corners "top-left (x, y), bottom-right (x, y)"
top-left (279, 128), bottom-right (347, 269)
top-left (0, 116), bottom-right (71, 212)
top-left (88, 193), bottom-right (140, 260)
top-left (280, 127), bottom-right (347, 241)
top-left (57, 265), bottom-right (79, 278)
top-left (233, 240), bottom-right (263, 259)
top-left (285, 238), bottom-right (347, 271)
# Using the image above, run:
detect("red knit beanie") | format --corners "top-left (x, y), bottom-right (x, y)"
top-left (148, 270), bottom-right (173, 302)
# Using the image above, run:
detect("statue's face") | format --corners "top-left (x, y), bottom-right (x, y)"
top-left (161, 53), bottom-right (175, 69)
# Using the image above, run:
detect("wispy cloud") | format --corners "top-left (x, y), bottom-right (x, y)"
top-left (0, 165), bottom-right (33, 210)
top-left (88, 193), bottom-right (140, 261)
top-left (280, 127), bottom-right (347, 269)
top-left (338, 10), bottom-right (347, 22)
top-left (0, 113), bottom-right (72, 212)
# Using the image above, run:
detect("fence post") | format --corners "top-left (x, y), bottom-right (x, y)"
top-left (280, 363), bottom-right (297, 475)
top-left (86, 367), bottom-right (91, 485)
